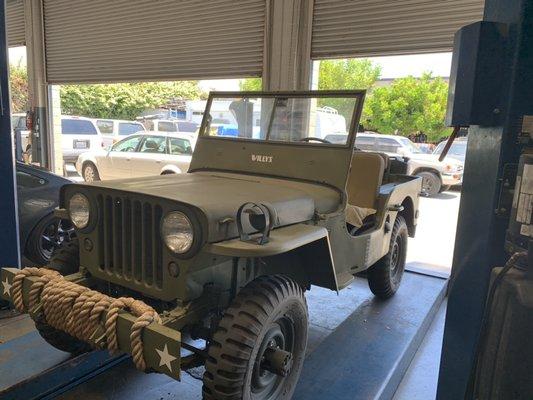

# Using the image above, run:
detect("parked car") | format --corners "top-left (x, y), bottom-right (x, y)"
top-left (415, 142), bottom-right (435, 154)
top-left (95, 119), bottom-right (146, 147)
top-left (61, 116), bottom-right (104, 165)
top-left (137, 118), bottom-right (198, 134)
top-left (76, 131), bottom-right (194, 181)
top-left (12, 113), bottom-right (31, 162)
top-left (175, 120), bottom-right (199, 133)
top-left (17, 162), bottom-right (74, 265)
top-left (433, 137), bottom-right (468, 164)
top-left (354, 132), bottom-right (464, 196)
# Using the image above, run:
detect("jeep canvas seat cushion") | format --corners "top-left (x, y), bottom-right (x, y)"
top-left (345, 151), bottom-right (387, 227)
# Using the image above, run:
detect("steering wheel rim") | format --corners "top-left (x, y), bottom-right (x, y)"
top-left (299, 137), bottom-right (331, 144)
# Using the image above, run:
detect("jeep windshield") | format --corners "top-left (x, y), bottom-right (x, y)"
top-left (200, 92), bottom-right (363, 146)
top-left (191, 91), bottom-right (366, 191)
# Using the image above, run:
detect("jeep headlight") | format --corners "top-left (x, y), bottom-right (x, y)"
top-left (162, 211), bottom-right (194, 254)
top-left (69, 193), bottom-right (90, 229)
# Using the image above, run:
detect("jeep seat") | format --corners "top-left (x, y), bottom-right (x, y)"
top-left (345, 151), bottom-right (387, 228)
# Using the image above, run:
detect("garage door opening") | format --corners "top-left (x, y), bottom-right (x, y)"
top-left (313, 53), bottom-right (462, 275)
top-left (44, 78), bottom-right (259, 182)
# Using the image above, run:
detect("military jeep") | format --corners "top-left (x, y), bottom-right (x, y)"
top-left (1, 91), bottom-right (421, 400)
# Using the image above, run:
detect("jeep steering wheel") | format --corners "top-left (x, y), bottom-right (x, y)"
top-left (299, 137), bottom-right (331, 144)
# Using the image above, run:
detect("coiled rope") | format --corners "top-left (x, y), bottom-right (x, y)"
top-left (11, 267), bottom-right (161, 371)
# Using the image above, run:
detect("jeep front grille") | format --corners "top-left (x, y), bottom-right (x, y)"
top-left (97, 194), bottom-right (163, 289)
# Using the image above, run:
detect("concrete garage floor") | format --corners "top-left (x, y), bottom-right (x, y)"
top-left (393, 301), bottom-right (447, 400)
top-left (54, 278), bottom-right (379, 400)
top-left (51, 273), bottom-right (445, 400)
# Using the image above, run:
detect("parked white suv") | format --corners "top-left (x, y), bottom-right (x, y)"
top-left (61, 116), bottom-right (104, 164)
top-left (355, 132), bottom-right (464, 196)
top-left (137, 118), bottom-right (199, 134)
top-left (95, 119), bottom-right (146, 147)
top-left (76, 131), bottom-right (194, 181)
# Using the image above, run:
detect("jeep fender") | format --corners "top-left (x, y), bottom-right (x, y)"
top-left (206, 224), bottom-right (338, 291)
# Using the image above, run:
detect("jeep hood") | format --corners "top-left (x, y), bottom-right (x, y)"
top-left (78, 171), bottom-right (341, 242)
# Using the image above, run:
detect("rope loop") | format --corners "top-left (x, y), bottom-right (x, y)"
top-left (10, 268), bottom-right (160, 372)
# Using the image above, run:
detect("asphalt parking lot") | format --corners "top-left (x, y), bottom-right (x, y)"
top-left (406, 189), bottom-right (461, 276)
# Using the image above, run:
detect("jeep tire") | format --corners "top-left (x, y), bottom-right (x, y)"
top-left (35, 239), bottom-right (91, 354)
top-left (203, 275), bottom-right (308, 400)
top-left (367, 215), bottom-right (408, 299)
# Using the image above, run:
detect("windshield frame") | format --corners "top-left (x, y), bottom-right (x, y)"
top-left (198, 90), bottom-right (366, 149)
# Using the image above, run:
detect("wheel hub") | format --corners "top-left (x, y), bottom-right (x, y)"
top-left (261, 344), bottom-right (293, 377)
top-left (251, 319), bottom-right (295, 399)
top-left (41, 219), bottom-right (74, 259)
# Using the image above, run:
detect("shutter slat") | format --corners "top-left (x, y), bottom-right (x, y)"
top-left (6, 0), bottom-right (25, 47)
top-left (43, 0), bottom-right (265, 84)
top-left (312, 0), bottom-right (485, 59)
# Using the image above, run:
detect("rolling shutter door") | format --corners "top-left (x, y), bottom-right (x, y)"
top-left (6, 0), bottom-right (25, 47)
top-left (43, 0), bottom-right (265, 84)
top-left (312, 0), bottom-right (485, 59)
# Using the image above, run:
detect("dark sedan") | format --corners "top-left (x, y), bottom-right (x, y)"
top-left (17, 162), bottom-right (74, 265)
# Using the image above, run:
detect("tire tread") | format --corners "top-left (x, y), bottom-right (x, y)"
top-left (202, 275), bottom-right (307, 400)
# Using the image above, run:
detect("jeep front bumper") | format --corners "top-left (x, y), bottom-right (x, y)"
top-left (0, 268), bottom-right (183, 380)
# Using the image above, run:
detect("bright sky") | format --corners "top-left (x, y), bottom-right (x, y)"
top-left (9, 46), bottom-right (452, 90)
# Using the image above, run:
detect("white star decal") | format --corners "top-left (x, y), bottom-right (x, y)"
top-left (2, 278), bottom-right (12, 296)
top-left (155, 343), bottom-right (177, 372)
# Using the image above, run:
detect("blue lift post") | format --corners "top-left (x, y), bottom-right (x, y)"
top-left (438, 0), bottom-right (533, 398)
top-left (0, 0), bottom-right (20, 267)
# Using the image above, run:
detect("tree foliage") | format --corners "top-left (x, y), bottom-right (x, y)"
top-left (318, 59), bottom-right (381, 121)
top-left (239, 77), bottom-right (262, 91)
top-left (60, 81), bottom-right (205, 120)
top-left (9, 64), bottom-right (28, 113)
top-left (364, 73), bottom-right (450, 141)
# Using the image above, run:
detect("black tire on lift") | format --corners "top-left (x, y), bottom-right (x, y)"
top-left (25, 215), bottom-right (74, 266)
top-left (47, 238), bottom-right (80, 275)
top-left (203, 275), bottom-right (308, 400)
top-left (34, 239), bottom-right (91, 354)
top-left (367, 215), bottom-right (408, 299)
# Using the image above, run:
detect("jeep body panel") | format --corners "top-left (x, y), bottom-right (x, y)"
top-left (62, 171), bottom-right (340, 242)
top-left (58, 91), bottom-right (420, 303)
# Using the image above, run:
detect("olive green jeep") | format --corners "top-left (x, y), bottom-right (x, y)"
top-left (1, 91), bottom-right (421, 400)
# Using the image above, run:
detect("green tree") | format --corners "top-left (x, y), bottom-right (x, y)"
top-left (9, 64), bottom-right (28, 113)
top-left (239, 77), bottom-right (262, 91)
top-left (60, 81), bottom-right (206, 120)
top-left (364, 73), bottom-right (451, 141)
top-left (318, 59), bottom-right (381, 121)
